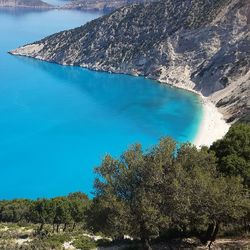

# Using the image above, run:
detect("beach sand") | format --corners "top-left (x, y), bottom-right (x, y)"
top-left (194, 98), bottom-right (230, 147)
top-left (158, 74), bottom-right (230, 148)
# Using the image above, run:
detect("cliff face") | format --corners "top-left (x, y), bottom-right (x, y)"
top-left (10, 0), bottom-right (250, 122)
top-left (0, 0), bottom-right (52, 8)
top-left (63, 0), bottom-right (155, 12)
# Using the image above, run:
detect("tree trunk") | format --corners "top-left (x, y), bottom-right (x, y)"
top-left (208, 222), bottom-right (220, 249)
top-left (56, 224), bottom-right (60, 233)
top-left (72, 222), bottom-right (76, 231)
top-left (211, 222), bottom-right (220, 241)
top-left (243, 218), bottom-right (248, 233)
top-left (52, 223), bottom-right (55, 233)
top-left (63, 223), bottom-right (67, 232)
top-left (200, 223), bottom-right (214, 245)
top-left (139, 222), bottom-right (152, 250)
top-left (142, 238), bottom-right (152, 250)
top-left (39, 223), bottom-right (44, 232)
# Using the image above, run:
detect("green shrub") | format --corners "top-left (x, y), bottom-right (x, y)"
top-left (73, 236), bottom-right (97, 250)
top-left (26, 233), bottom-right (72, 250)
top-left (29, 238), bottom-right (62, 249)
top-left (47, 233), bottom-right (71, 243)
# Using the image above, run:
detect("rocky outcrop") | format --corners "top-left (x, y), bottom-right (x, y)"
top-left (10, 0), bottom-right (250, 122)
top-left (63, 0), bottom-right (155, 12)
top-left (0, 0), bottom-right (52, 8)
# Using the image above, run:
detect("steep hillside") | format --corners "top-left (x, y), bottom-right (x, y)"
top-left (0, 0), bottom-right (52, 8)
top-left (10, 0), bottom-right (250, 122)
top-left (63, 0), bottom-right (155, 12)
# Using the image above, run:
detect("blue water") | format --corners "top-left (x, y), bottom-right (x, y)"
top-left (43, 0), bottom-right (67, 6)
top-left (0, 8), bottom-right (202, 199)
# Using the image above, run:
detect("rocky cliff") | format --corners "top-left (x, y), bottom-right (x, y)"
top-left (0, 0), bottom-right (52, 8)
top-left (63, 0), bottom-right (155, 12)
top-left (10, 0), bottom-right (250, 122)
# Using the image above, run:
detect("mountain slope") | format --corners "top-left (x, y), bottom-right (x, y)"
top-left (0, 0), bottom-right (52, 8)
top-left (63, 0), bottom-right (156, 12)
top-left (10, 0), bottom-right (250, 122)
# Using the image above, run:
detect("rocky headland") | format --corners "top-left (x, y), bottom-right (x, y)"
top-left (9, 0), bottom-right (250, 144)
top-left (0, 0), bottom-right (52, 8)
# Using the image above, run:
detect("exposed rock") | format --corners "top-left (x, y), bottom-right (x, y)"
top-left (10, 0), bottom-right (250, 122)
top-left (0, 0), bottom-right (53, 8)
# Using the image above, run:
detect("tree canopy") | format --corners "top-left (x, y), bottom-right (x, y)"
top-left (211, 123), bottom-right (250, 186)
top-left (93, 134), bottom-right (250, 249)
top-left (0, 124), bottom-right (249, 249)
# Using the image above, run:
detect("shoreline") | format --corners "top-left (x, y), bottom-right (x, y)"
top-left (157, 77), bottom-right (230, 147)
top-left (193, 97), bottom-right (230, 147)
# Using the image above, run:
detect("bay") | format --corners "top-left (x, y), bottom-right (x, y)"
top-left (0, 8), bottom-right (202, 199)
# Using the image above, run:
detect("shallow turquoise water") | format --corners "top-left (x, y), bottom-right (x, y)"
top-left (0, 8), bottom-right (202, 199)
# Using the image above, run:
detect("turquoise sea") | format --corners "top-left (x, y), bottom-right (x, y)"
top-left (0, 8), bottom-right (202, 199)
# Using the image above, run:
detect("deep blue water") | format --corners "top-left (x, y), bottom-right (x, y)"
top-left (0, 8), bottom-right (202, 199)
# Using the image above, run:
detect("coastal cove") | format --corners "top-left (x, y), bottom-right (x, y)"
top-left (1, 8), bottom-right (204, 199)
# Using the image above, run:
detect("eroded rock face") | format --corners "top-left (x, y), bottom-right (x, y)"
top-left (0, 0), bottom-right (52, 8)
top-left (10, 0), bottom-right (250, 122)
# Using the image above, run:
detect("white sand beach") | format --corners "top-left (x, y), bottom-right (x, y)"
top-left (158, 72), bottom-right (230, 148)
top-left (194, 98), bottom-right (230, 147)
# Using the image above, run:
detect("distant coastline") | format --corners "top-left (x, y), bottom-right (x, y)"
top-left (0, 0), bottom-right (53, 9)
